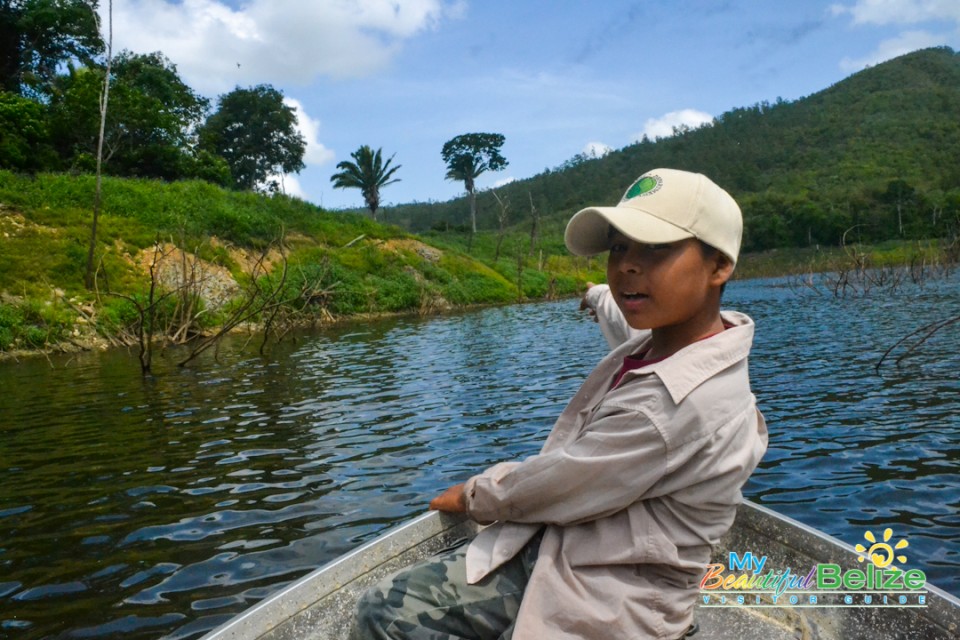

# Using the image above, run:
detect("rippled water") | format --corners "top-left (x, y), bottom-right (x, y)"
top-left (1, 274), bottom-right (958, 639)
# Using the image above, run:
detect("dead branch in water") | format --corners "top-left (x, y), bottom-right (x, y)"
top-left (89, 229), bottom-right (297, 373)
top-left (176, 232), bottom-right (287, 367)
top-left (258, 257), bottom-right (339, 354)
top-left (876, 313), bottom-right (960, 371)
top-left (790, 226), bottom-right (956, 298)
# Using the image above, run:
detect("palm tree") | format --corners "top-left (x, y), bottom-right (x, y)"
top-left (329, 145), bottom-right (401, 221)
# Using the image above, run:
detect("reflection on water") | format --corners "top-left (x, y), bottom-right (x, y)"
top-left (0, 275), bottom-right (958, 638)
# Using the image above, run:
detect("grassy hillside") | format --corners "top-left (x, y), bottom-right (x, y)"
top-left (0, 172), bottom-right (589, 355)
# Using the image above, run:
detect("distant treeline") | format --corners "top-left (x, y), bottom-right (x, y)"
top-left (383, 47), bottom-right (960, 253)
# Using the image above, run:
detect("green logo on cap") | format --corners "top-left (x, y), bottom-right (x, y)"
top-left (624, 175), bottom-right (662, 200)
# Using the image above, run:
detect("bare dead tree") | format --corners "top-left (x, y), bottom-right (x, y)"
top-left (806, 226), bottom-right (945, 298)
top-left (258, 262), bottom-right (340, 353)
top-left (100, 239), bottom-right (181, 374)
top-left (527, 192), bottom-right (540, 257)
top-left (491, 189), bottom-right (510, 262)
top-left (90, 230), bottom-right (295, 372)
top-left (164, 234), bottom-right (222, 344)
top-left (257, 264), bottom-right (296, 353)
top-left (177, 237), bottom-right (288, 367)
top-left (84, 0), bottom-right (113, 290)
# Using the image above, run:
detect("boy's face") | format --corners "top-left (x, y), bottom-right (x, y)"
top-left (606, 232), bottom-right (731, 332)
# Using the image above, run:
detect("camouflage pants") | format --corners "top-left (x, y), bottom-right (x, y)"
top-left (348, 534), bottom-right (541, 640)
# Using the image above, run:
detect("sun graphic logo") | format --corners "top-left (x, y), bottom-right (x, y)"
top-left (855, 528), bottom-right (909, 568)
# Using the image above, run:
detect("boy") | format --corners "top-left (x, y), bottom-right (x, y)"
top-left (351, 168), bottom-right (768, 640)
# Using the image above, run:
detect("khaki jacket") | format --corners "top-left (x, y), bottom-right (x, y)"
top-left (464, 311), bottom-right (768, 639)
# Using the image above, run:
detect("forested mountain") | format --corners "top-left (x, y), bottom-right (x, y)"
top-left (384, 47), bottom-right (960, 252)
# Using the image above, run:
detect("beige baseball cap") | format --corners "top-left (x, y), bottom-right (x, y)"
top-left (564, 168), bottom-right (742, 265)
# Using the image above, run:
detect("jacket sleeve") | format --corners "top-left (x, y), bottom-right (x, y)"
top-left (464, 404), bottom-right (667, 526)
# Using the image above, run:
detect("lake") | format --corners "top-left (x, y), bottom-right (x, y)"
top-left (1, 273), bottom-right (958, 639)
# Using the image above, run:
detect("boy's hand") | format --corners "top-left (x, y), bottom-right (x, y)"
top-left (429, 483), bottom-right (467, 513)
top-left (579, 282), bottom-right (598, 321)
top-left (578, 282), bottom-right (596, 309)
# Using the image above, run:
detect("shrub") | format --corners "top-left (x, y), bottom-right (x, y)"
top-left (0, 303), bottom-right (23, 350)
top-left (0, 299), bottom-right (73, 350)
top-left (370, 271), bottom-right (421, 312)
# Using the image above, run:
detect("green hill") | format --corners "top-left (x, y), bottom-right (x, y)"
top-left (385, 47), bottom-right (960, 252)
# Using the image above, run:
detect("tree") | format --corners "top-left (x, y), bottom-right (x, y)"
top-left (50, 50), bottom-right (209, 180)
top-left (107, 51), bottom-right (208, 178)
top-left (441, 132), bottom-right (508, 233)
top-left (199, 84), bottom-right (306, 191)
top-left (882, 179), bottom-right (919, 238)
top-left (0, 90), bottom-right (55, 170)
top-left (329, 145), bottom-right (401, 221)
top-left (0, 0), bottom-right (103, 96)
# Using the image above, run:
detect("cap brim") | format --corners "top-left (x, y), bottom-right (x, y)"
top-left (564, 206), bottom-right (694, 256)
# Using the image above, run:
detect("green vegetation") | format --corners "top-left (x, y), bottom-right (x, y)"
top-left (0, 297), bottom-right (74, 351)
top-left (0, 171), bottom-right (551, 356)
top-left (732, 240), bottom-right (957, 281)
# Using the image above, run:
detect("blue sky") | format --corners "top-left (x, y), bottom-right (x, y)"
top-left (108, 1), bottom-right (960, 210)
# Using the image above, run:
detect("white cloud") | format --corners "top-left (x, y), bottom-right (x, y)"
top-left (492, 176), bottom-right (516, 188)
top-left (830, 0), bottom-right (960, 25)
top-left (830, 1), bottom-right (960, 72)
top-left (108, 0), bottom-right (463, 95)
top-left (283, 97), bottom-right (335, 166)
top-left (272, 173), bottom-right (307, 199)
top-left (582, 141), bottom-right (612, 158)
top-left (633, 109), bottom-right (713, 142)
top-left (839, 29), bottom-right (949, 71)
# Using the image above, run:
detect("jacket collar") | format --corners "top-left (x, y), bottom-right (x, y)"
top-left (612, 311), bottom-right (755, 405)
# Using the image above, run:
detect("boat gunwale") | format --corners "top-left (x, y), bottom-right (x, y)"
top-left (199, 511), bottom-right (477, 640)
top-left (200, 501), bottom-right (960, 640)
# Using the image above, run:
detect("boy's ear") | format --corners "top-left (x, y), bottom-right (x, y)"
top-left (710, 253), bottom-right (735, 287)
